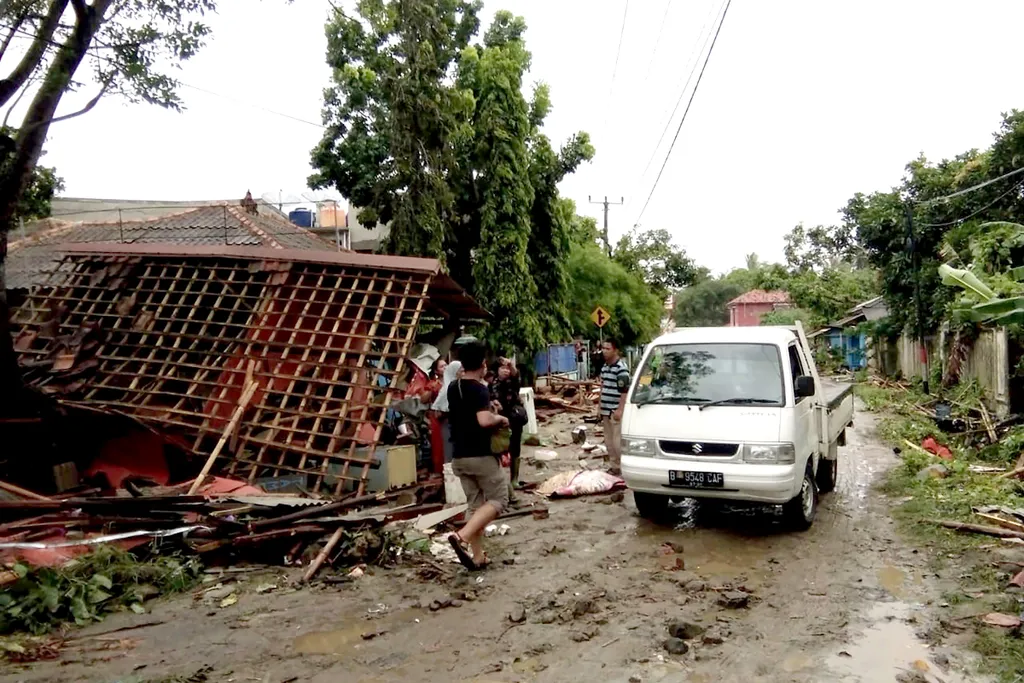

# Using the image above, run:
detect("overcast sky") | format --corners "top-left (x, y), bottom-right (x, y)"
top-left (26, 0), bottom-right (1024, 273)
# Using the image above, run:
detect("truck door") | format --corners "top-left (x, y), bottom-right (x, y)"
top-left (787, 343), bottom-right (815, 468)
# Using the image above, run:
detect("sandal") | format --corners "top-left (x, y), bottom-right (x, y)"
top-left (448, 533), bottom-right (478, 571)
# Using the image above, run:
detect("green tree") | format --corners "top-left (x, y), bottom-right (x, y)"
top-left (674, 276), bottom-right (747, 327)
top-left (311, 3), bottom-right (594, 358)
top-left (783, 222), bottom-right (864, 272)
top-left (309, 0), bottom-right (480, 258)
top-left (565, 241), bottom-right (662, 347)
top-left (0, 0), bottom-right (218, 412)
top-left (462, 12), bottom-right (539, 354)
top-left (613, 228), bottom-right (698, 301)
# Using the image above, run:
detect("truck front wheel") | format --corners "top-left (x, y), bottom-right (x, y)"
top-left (633, 491), bottom-right (672, 523)
top-left (783, 467), bottom-right (817, 531)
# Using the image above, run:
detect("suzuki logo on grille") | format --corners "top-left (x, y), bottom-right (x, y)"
top-left (692, 443), bottom-right (703, 454)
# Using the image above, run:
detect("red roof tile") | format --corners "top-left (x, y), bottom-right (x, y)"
top-left (727, 289), bottom-right (791, 306)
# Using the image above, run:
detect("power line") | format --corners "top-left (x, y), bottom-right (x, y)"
top-left (919, 178), bottom-right (1024, 228)
top-left (608, 0), bottom-right (631, 98)
top-left (641, 0), bottom-right (673, 85)
top-left (637, 0), bottom-right (725, 181)
top-left (634, 0), bottom-right (732, 228)
top-left (0, 22), bottom-right (325, 130)
top-left (916, 165), bottom-right (1024, 207)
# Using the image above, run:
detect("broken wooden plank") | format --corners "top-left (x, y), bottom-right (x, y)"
top-left (974, 511), bottom-right (1024, 534)
top-left (187, 379), bottom-right (259, 496)
top-left (0, 479), bottom-right (50, 502)
top-left (928, 519), bottom-right (1024, 540)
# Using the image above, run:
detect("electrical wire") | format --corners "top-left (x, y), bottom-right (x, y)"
top-left (0, 22), bottom-right (326, 130)
top-left (633, 0), bottom-right (732, 228)
top-left (637, 0), bottom-right (725, 181)
top-left (919, 178), bottom-right (1024, 228)
top-left (916, 165), bottom-right (1024, 207)
top-left (608, 0), bottom-right (631, 99)
top-left (640, 0), bottom-right (673, 85)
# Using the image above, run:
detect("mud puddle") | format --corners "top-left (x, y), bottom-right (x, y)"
top-left (824, 602), bottom-right (973, 682)
top-left (294, 607), bottom-right (421, 657)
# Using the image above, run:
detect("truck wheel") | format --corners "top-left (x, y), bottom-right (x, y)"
top-left (816, 457), bottom-right (838, 494)
top-left (633, 491), bottom-right (672, 523)
top-left (783, 467), bottom-right (817, 531)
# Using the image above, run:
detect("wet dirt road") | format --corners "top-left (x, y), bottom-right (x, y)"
top-left (5, 407), bottom-right (980, 683)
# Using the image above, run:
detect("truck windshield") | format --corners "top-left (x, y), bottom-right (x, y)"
top-left (631, 343), bottom-right (785, 407)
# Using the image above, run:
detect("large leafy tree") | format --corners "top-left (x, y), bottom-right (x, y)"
top-left (461, 12), bottom-right (539, 354)
top-left (308, 0), bottom-right (480, 258)
top-left (613, 228), bottom-right (699, 302)
top-left (0, 0), bottom-right (218, 413)
top-left (310, 2), bottom-right (594, 358)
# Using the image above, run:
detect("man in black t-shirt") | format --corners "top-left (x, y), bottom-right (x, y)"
top-left (447, 341), bottom-right (509, 570)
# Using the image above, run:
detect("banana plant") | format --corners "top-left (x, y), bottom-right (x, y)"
top-left (939, 263), bottom-right (1024, 325)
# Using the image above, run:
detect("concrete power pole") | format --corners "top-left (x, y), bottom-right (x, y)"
top-left (589, 195), bottom-right (624, 256)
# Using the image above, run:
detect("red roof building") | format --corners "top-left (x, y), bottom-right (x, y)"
top-left (726, 290), bottom-right (791, 327)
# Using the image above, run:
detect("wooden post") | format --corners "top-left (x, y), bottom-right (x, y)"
top-left (187, 378), bottom-right (259, 495)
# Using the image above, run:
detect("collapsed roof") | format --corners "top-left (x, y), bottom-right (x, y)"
top-left (10, 244), bottom-right (487, 495)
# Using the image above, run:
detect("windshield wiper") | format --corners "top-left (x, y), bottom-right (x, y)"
top-left (636, 396), bottom-right (705, 408)
top-left (698, 397), bottom-right (778, 411)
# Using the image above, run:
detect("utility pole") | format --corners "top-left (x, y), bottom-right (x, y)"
top-left (905, 200), bottom-right (929, 395)
top-left (589, 195), bottom-right (624, 256)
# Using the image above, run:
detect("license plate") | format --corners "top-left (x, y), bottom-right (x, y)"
top-left (668, 470), bottom-right (724, 489)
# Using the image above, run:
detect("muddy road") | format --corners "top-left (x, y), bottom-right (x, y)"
top-left (5, 407), bottom-right (981, 683)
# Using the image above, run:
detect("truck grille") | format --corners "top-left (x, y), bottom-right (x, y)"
top-left (659, 441), bottom-right (739, 457)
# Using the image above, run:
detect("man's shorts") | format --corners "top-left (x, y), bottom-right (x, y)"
top-left (452, 455), bottom-right (509, 515)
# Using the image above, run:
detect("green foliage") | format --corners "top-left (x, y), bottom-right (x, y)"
top-left (759, 307), bottom-right (815, 326)
top-left (845, 112), bottom-right (1024, 336)
top-left (0, 126), bottom-right (62, 223)
top-left (612, 228), bottom-right (699, 301)
top-left (783, 222), bottom-right (865, 271)
top-left (565, 241), bottom-right (662, 347)
top-left (309, 0), bottom-right (480, 258)
top-left (310, 3), bottom-right (593, 356)
top-left (0, 547), bottom-right (200, 635)
top-left (465, 19), bottom-right (539, 355)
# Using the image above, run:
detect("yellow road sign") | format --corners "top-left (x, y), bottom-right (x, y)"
top-left (590, 306), bottom-right (611, 328)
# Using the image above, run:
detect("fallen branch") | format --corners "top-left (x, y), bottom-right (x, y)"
top-left (928, 519), bottom-right (1024, 540)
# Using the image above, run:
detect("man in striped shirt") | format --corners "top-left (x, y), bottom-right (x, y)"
top-left (600, 339), bottom-right (630, 476)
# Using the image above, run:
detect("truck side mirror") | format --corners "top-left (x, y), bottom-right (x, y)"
top-left (795, 375), bottom-right (815, 398)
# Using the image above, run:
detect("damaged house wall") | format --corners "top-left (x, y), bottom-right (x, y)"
top-left (9, 244), bottom-right (486, 496)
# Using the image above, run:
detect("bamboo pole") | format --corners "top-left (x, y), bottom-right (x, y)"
top-left (187, 379), bottom-right (258, 495)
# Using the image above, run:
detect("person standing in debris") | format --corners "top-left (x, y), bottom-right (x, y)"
top-left (600, 339), bottom-right (631, 476)
top-left (447, 341), bottom-right (509, 570)
top-left (489, 357), bottom-right (525, 493)
top-left (431, 359), bottom-right (462, 463)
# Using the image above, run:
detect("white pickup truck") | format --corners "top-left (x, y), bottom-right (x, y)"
top-left (620, 324), bottom-right (854, 530)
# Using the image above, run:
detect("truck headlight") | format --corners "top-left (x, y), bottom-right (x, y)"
top-left (742, 443), bottom-right (796, 464)
top-left (622, 437), bottom-right (656, 456)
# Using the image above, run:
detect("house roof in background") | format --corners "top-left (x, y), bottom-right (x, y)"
top-left (727, 289), bottom-right (791, 306)
top-left (7, 205), bottom-right (333, 290)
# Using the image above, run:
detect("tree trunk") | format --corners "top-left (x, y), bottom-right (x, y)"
top-left (0, 0), bottom-right (111, 416)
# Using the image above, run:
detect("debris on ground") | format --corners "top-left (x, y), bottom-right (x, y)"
top-left (537, 470), bottom-right (626, 498)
